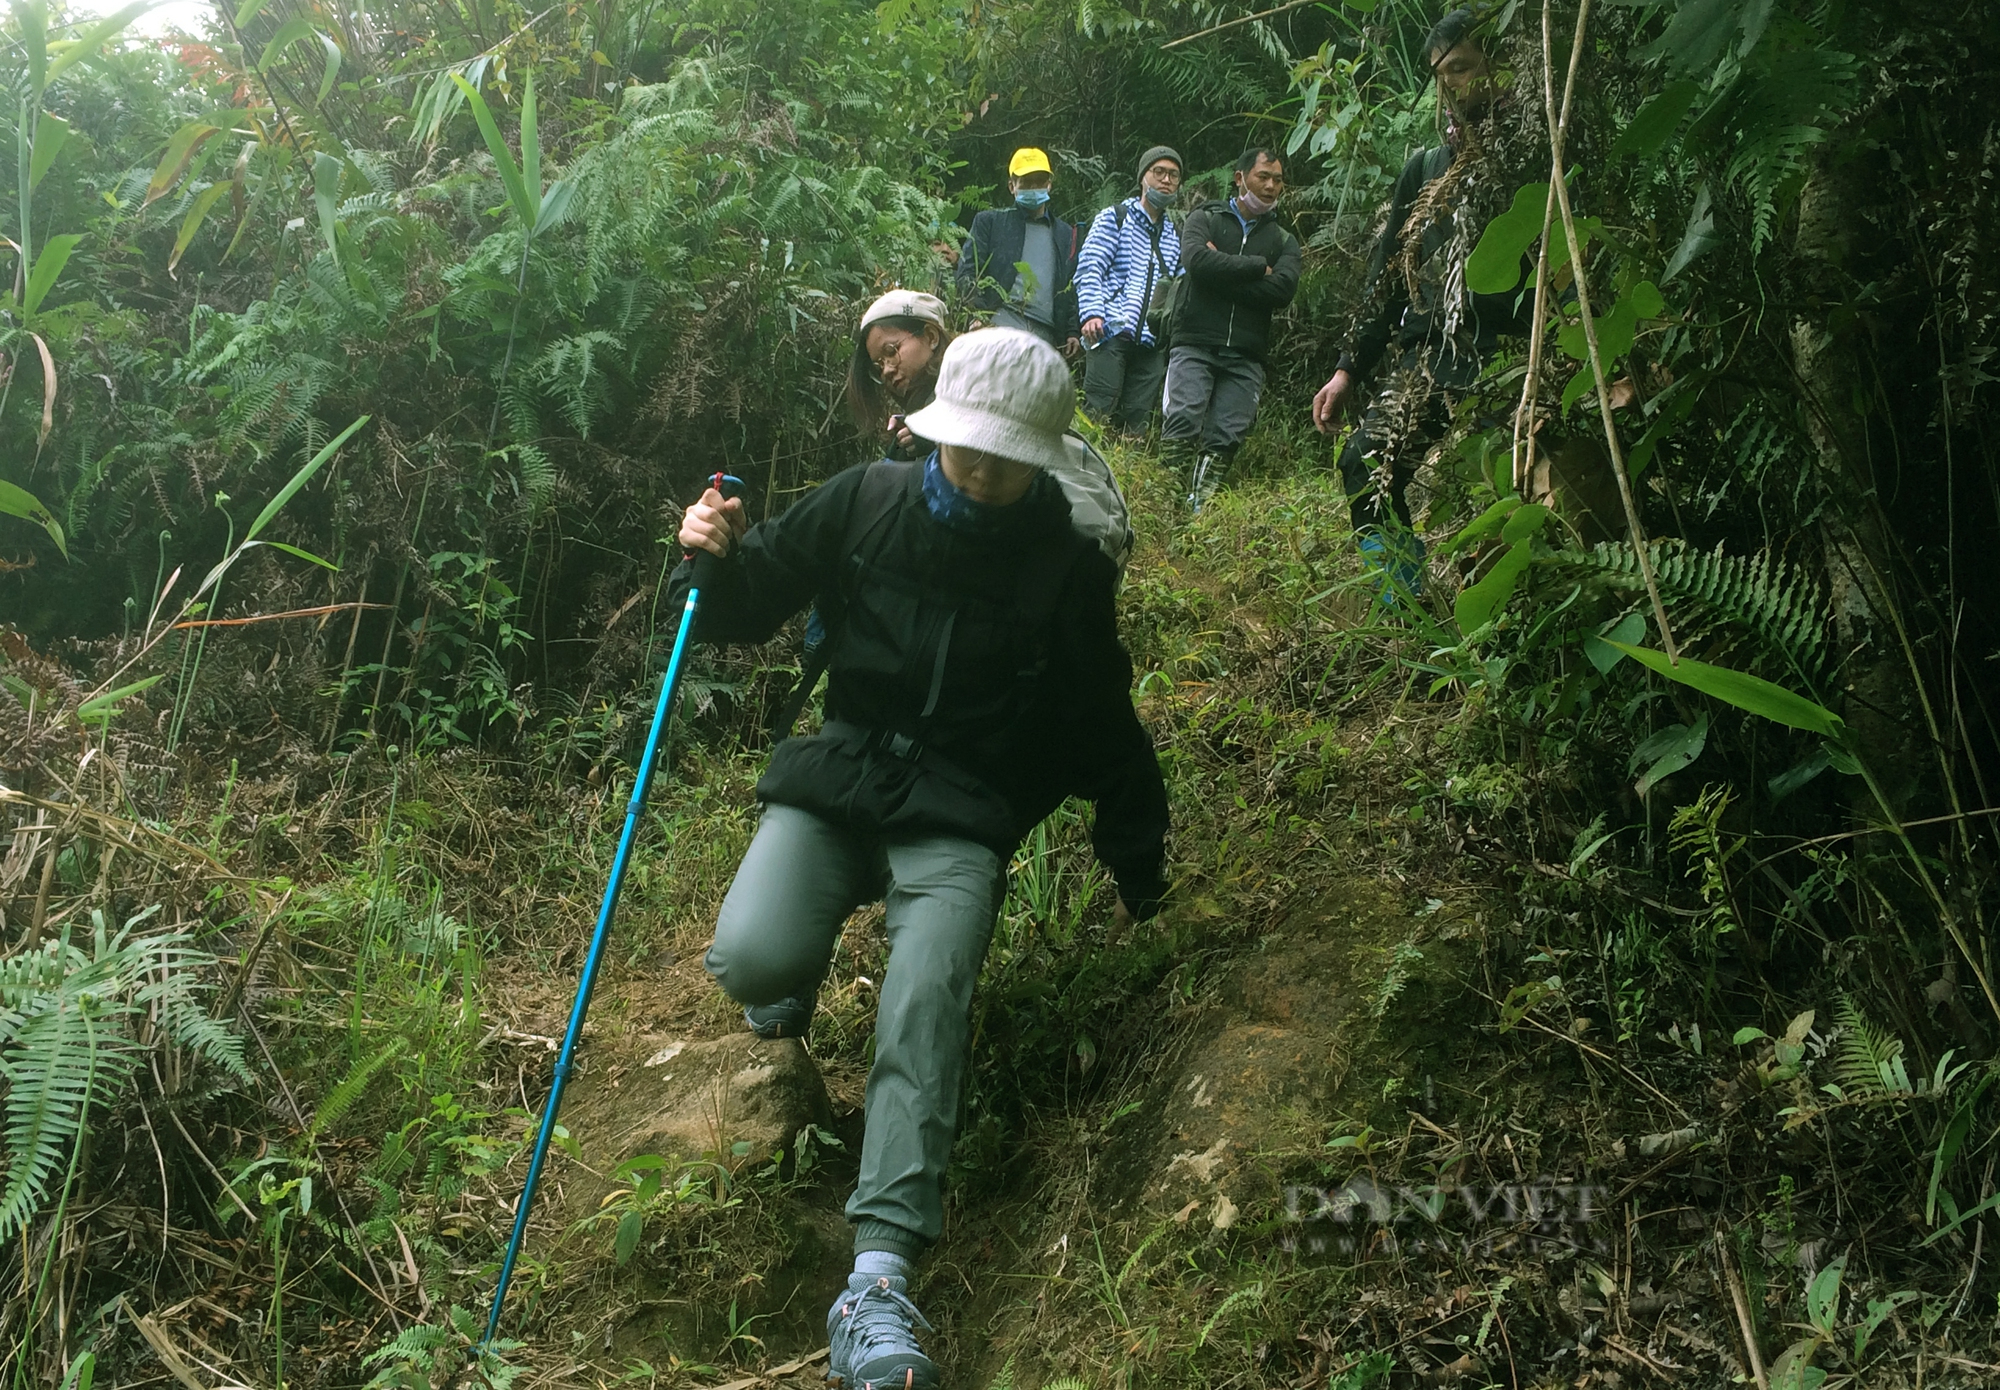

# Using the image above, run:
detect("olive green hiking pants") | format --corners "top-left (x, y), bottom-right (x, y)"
top-left (704, 803), bottom-right (1004, 1258)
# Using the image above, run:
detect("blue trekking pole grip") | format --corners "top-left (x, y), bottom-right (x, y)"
top-left (479, 472), bottom-right (745, 1350)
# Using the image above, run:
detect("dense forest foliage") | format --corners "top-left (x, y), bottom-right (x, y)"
top-left (2, 0), bottom-right (1997, 1384)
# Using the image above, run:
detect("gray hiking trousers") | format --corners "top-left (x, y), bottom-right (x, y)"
top-left (704, 803), bottom-right (1004, 1258)
top-left (1163, 344), bottom-right (1266, 453)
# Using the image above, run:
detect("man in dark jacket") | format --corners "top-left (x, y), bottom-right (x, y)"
top-left (955, 147), bottom-right (1083, 356)
top-left (673, 328), bottom-right (1167, 1390)
top-left (1310, 8), bottom-right (1527, 594)
top-left (1163, 147), bottom-right (1302, 512)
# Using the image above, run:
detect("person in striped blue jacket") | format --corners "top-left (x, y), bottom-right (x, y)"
top-left (1076, 146), bottom-right (1184, 438)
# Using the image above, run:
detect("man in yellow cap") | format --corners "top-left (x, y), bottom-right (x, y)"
top-left (955, 147), bottom-right (1082, 358)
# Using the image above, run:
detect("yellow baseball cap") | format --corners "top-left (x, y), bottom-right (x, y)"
top-left (1008, 147), bottom-right (1052, 177)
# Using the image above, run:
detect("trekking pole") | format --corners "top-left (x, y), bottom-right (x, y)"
top-left (478, 473), bottom-right (746, 1351)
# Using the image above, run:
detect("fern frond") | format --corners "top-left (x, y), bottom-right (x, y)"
top-left (310, 1038), bottom-right (405, 1139)
top-left (1832, 994), bottom-right (1908, 1098)
top-left (1555, 539), bottom-right (1828, 691)
top-left (0, 997), bottom-right (137, 1241)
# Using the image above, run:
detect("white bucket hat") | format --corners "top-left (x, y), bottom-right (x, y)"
top-left (903, 328), bottom-right (1074, 472)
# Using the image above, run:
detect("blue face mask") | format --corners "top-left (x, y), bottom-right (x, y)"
top-left (1142, 185), bottom-right (1175, 212)
top-left (1014, 187), bottom-right (1051, 210)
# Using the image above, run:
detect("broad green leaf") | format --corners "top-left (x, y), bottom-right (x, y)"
top-left (1603, 641), bottom-right (1844, 737)
top-left (1455, 539), bottom-right (1533, 635)
top-left (261, 20), bottom-right (342, 103)
top-left (23, 232), bottom-right (79, 315)
top-left (169, 183), bottom-right (231, 273)
top-left (1559, 281), bottom-right (1665, 363)
top-left (1663, 185), bottom-right (1720, 284)
top-left (28, 112), bottom-right (69, 189)
top-left (1584, 611), bottom-right (1646, 673)
top-left (1629, 713), bottom-right (1707, 795)
top-left (43, 1), bottom-right (154, 87)
top-left (1638, 0), bottom-right (1743, 77)
top-left (1500, 502), bottom-right (1550, 544)
top-left (1767, 746), bottom-right (1832, 801)
top-left (451, 74), bottom-right (536, 227)
top-left (233, 0), bottom-right (267, 24)
top-left (312, 150), bottom-right (343, 261)
top-left (1444, 497), bottom-right (1519, 556)
top-left (1626, 382), bottom-right (1703, 479)
top-left (1466, 182), bottom-right (1548, 295)
top-left (145, 121), bottom-right (221, 205)
top-left (1610, 81), bottom-right (1701, 161)
top-left (531, 179), bottom-right (576, 238)
top-left (76, 674), bottom-right (165, 725)
top-left (246, 415), bottom-right (370, 543)
top-left (0, 478), bottom-right (67, 557)
top-left (614, 1209), bottom-right (642, 1265)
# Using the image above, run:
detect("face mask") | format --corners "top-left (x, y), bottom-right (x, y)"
top-left (1142, 185), bottom-right (1175, 212)
top-left (1235, 187), bottom-right (1276, 218)
top-left (1014, 188), bottom-right (1051, 210)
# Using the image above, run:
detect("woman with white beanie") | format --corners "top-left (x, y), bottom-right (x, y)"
top-left (672, 328), bottom-right (1168, 1389)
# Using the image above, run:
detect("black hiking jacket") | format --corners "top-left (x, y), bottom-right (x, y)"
top-left (1173, 199), bottom-right (1303, 362)
top-left (956, 206), bottom-right (1083, 340)
top-left (1338, 145), bottom-right (1535, 380)
top-left (668, 459), bottom-right (1169, 915)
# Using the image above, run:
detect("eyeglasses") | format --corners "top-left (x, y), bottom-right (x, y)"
top-left (1146, 165), bottom-right (1183, 183)
top-left (867, 336), bottom-right (910, 383)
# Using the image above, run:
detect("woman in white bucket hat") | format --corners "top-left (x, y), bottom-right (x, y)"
top-left (673, 328), bottom-right (1167, 1390)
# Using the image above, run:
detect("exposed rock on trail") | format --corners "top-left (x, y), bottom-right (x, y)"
top-left (566, 1032), bottom-right (832, 1180)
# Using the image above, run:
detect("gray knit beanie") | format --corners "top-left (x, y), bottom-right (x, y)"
top-left (1136, 145), bottom-right (1183, 182)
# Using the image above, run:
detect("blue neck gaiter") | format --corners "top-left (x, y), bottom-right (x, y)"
top-left (923, 453), bottom-right (1004, 533)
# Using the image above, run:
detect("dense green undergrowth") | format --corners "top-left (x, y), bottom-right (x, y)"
top-left (4, 0), bottom-right (1998, 1384)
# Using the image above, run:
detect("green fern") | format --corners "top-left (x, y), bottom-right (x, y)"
top-left (1832, 994), bottom-right (1911, 1099)
top-left (309, 1038), bottom-right (405, 1140)
top-left (0, 910), bottom-right (253, 1242)
top-left (1557, 539), bottom-right (1828, 691)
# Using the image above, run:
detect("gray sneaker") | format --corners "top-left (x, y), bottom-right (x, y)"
top-left (744, 991), bottom-right (815, 1039)
top-left (826, 1273), bottom-right (939, 1390)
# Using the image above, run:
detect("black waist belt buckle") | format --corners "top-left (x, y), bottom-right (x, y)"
top-left (880, 731), bottom-right (925, 762)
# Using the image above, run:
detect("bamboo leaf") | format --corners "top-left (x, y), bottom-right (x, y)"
top-left (245, 415), bottom-right (370, 543)
top-left (168, 184), bottom-right (230, 274)
top-left (1603, 641), bottom-right (1844, 737)
top-left (28, 112), bottom-right (69, 189)
top-left (144, 121), bottom-right (221, 206)
top-left (23, 232), bottom-right (78, 315)
top-left (260, 19), bottom-right (342, 104)
top-left (43, 1), bottom-right (154, 87)
top-left (451, 73), bottom-right (536, 227)
top-left (0, 479), bottom-right (68, 558)
top-left (245, 539), bottom-right (339, 570)
top-left (312, 150), bottom-right (343, 261)
top-left (520, 73), bottom-right (540, 214)
top-left (76, 674), bottom-right (165, 725)
top-left (17, 0), bottom-right (48, 97)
